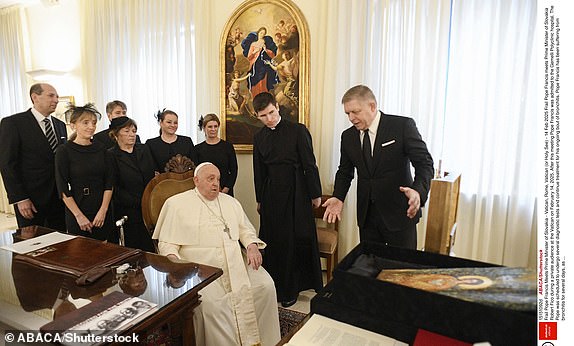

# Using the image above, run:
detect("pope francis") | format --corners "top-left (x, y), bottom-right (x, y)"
top-left (152, 162), bottom-right (280, 345)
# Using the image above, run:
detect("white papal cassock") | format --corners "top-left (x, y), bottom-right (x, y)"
top-left (152, 189), bottom-right (281, 346)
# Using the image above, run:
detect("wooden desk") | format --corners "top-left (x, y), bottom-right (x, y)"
top-left (0, 226), bottom-right (223, 345)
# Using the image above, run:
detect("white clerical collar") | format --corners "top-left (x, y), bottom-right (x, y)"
top-left (270, 117), bottom-right (281, 130)
top-left (194, 188), bottom-right (217, 205)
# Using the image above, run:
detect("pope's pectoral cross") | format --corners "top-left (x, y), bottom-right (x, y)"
top-left (195, 190), bottom-right (233, 240)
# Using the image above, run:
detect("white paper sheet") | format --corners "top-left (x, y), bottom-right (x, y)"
top-left (285, 314), bottom-right (408, 346)
top-left (0, 232), bottom-right (75, 254)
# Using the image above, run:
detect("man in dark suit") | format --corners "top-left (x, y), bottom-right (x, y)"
top-left (93, 100), bottom-right (140, 148)
top-left (0, 83), bottom-right (67, 230)
top-left (323, 85), bottom-right (434, 249)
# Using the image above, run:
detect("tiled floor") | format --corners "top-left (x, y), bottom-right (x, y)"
top-left (281, 286), bottom-right (318, 315)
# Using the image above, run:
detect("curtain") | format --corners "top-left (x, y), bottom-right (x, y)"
top-left (0, 7), bottom-right (27, 215)
top-left (323, 0), bottom-right (537, 267)
top-left (364, 0), bottom-right (452, 251)
top-left (79, 0), bottom-right (198, 143)
top-left (441, 0), bottom-right (537, 266)
top-left (310, 0), bottom-right (373, 261)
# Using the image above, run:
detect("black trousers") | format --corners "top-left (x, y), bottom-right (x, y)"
top-left (14, 191), bottom-right (66, 232)
top-left (359, 201), bottom-right (417, 249)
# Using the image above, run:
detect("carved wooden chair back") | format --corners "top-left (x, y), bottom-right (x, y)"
top-left (141, 155), bottom-right (196, 234)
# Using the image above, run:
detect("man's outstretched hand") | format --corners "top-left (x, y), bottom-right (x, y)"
top-left (399, 186), bottom-right (420, 219)
top-left (322, 197), bottom-right (343, 223)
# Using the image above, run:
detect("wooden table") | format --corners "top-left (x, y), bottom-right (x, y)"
top-left (0, 226), bottom-right (223, 345)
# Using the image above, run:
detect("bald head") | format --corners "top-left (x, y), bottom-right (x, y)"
top-left (194, 163), bottom-right (220, 200)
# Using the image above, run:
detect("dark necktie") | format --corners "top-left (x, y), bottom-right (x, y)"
top-left (362, 129), bottom-right (373, 173)
top-left (43, 118), bottom-right (58, 152)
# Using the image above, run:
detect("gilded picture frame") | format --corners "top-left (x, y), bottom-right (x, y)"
top-left (220, 0), bottom-right (310, 152)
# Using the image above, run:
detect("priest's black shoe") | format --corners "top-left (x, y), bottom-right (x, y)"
top-left (281, 298), bottom-right (297, 308)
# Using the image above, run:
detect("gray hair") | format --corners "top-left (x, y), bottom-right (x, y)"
top-left (341, 85), bottom-right (377, 105)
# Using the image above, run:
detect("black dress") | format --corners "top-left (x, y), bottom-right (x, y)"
top-left (253, 118), bottom-right (323, 302)
top-left (109, 144), bottom-right (156, 252)
top-left (55, 141), bottom-right (116, 241)
top-left (195, 139), bottom-right (238, 196)
top-left (146, 135), bottom-right (198, 172)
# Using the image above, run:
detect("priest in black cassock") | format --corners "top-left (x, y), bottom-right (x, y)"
top-left (252, 92), bottom-right (323, 307)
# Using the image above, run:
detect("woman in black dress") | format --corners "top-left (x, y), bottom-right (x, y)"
top-left (108, 117), bottom-right (156, 252)
top-left (145, 109), bottom-right (197, 172)
top-left (55, 103), bottom-right (116, 241)
top-left (195, 114), bottom-right (238, 196)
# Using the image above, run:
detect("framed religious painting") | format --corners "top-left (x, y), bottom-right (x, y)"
top-left (220, 0), bottom-right (310, 152)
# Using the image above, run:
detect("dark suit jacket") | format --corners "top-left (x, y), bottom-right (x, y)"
top-left (0, 109), bottom-right (67, 205)
top-left (332, 112), bottom-right (434, 231)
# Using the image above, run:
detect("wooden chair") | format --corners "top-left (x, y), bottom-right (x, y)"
top-left (313, 195), bottom-right (339, 283)
top-left (141, 155), bottom-right (196, 236)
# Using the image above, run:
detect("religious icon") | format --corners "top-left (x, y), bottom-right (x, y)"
top-left (377, 267), bottom-right (536, 311)
top-left (220, 0), bottom-right (310, 152)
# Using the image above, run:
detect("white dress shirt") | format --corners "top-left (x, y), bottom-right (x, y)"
top-left (31, 107), bottom-right (54, 136)
top-left (360, 111), bottom-right (381, 156)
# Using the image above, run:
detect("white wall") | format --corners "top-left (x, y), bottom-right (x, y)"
top-left (24, 0), bottom-right (84, 104)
